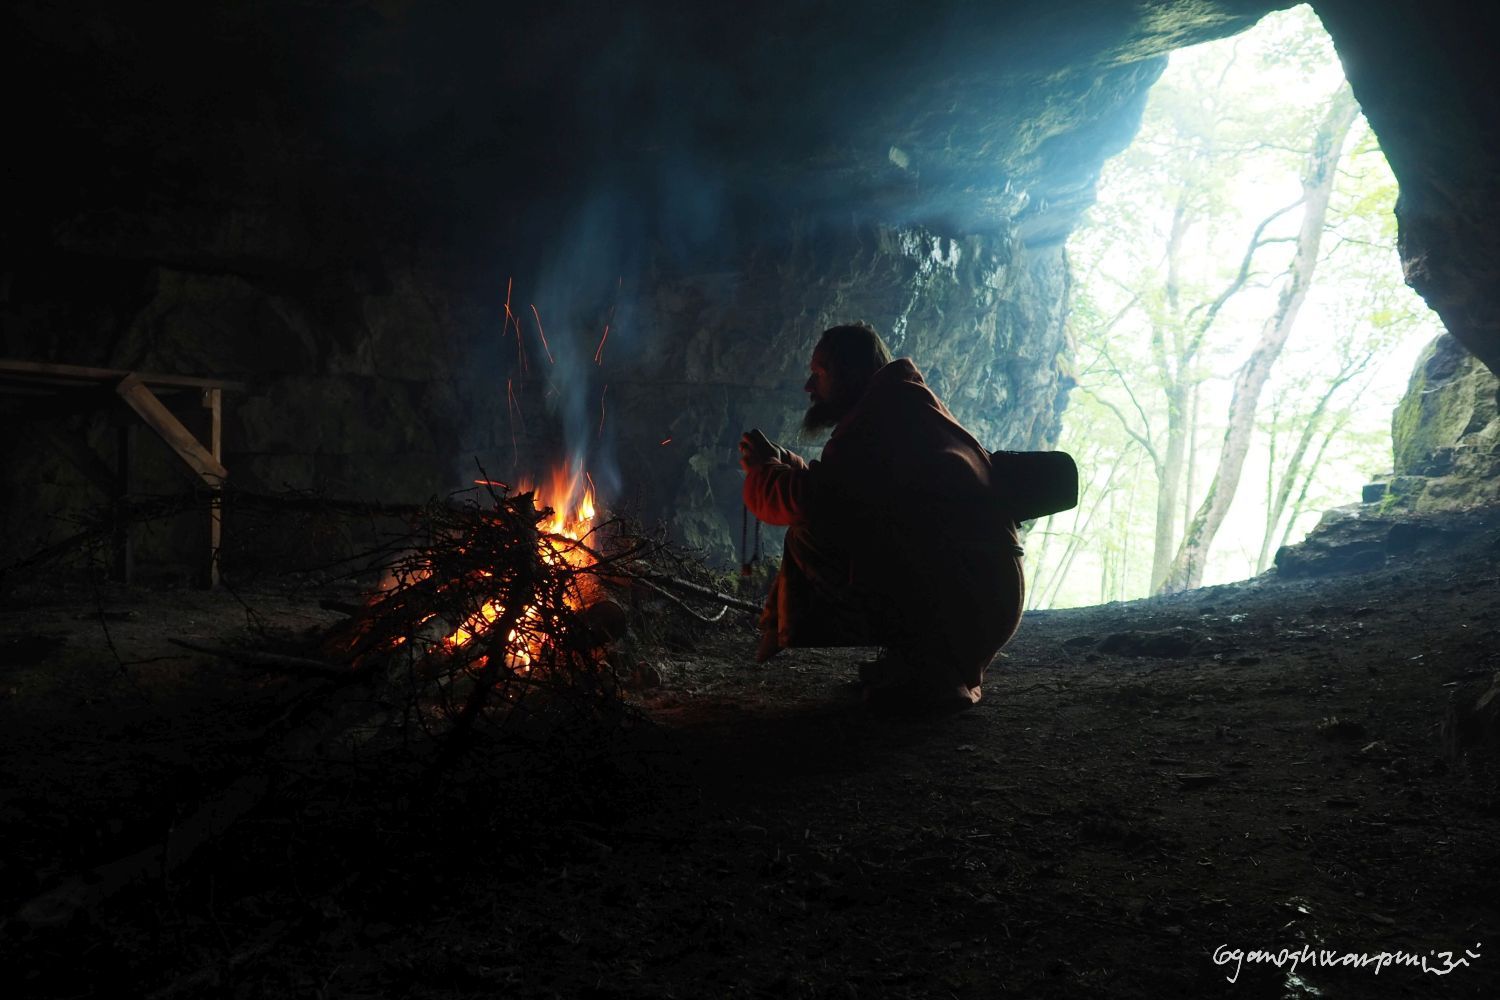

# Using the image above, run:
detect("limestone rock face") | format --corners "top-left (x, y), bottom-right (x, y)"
top-left (1282, 334), bottom-right (1499, 576)
top-left (1389, 335), bottom-right (1500, 511)
top-left (619, 221), bottom-right (1075, 561)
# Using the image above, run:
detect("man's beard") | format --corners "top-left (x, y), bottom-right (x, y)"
top-left (800, 396), bottom-right (853, 436)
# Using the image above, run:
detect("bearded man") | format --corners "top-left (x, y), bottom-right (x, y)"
top-left (739, 322), bottom-right (1027, 711)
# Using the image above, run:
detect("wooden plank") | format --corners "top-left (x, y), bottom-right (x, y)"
top-left (114, 375), bottom-right (228, 484)
top-left (0, 359), bottom-right (134, 383)
top-left (114, 423), bottom-right (135, 585)
top-left (1, 378), bottom-right (201, 404)
top-left (202, 387), bottom-right (223, 588)
top-left (203, 387), bottom-right (222, 461)
top-left (0, 359), bottom-right (242, 391)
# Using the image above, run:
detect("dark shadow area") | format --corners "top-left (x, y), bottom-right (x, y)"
top-left (4, 506), bottom-right (1498, 997)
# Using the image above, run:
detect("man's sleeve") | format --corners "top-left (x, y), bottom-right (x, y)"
top-left (743, 459), bottom-right (814, 526)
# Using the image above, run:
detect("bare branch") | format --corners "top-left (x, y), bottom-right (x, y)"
top-left (1093, 336), bottom-right (1161, 445)
top-left (1077, 385), bottom-right (1160, 467)
top-left (1183, 196), bottom-right (1307, 354)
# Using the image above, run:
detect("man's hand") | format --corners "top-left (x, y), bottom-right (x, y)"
top-left (739, 428), bottom-right (779, 472)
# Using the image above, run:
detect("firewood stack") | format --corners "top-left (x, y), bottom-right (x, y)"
top-left (317, 485), bottom-right (648, 748)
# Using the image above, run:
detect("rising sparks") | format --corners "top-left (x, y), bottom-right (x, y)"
top-left (506, 378), bottom-right (523, 465)
top-left (530, 304), bottom-right (556, 366)
top-left (502, 279), bottom-right (530, 376)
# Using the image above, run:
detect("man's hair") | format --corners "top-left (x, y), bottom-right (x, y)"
top-left (817, 322), bottom-right (893, 383)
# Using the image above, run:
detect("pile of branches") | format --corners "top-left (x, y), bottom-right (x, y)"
top-left (316, 482), bottom-right (653, 753)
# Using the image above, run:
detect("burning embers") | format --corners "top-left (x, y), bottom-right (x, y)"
top-left (442, 466), bottom-right (600, 656)
top-left (328, 463), bottom-right (635, 740)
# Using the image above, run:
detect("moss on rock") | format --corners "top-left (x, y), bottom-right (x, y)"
top-left (1390, 334), bottom-right (1500, 511)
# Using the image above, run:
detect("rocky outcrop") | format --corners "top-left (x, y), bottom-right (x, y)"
top-left (1385, 334), bottom-right (1500, 511)
top-left (1271, 336), bottom-right (1498, 579)
top-left (1273, 505), bottom-right (1500, 579)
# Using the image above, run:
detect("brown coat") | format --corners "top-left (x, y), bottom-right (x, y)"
top-left (744, 359), bottom-right (1025, 688)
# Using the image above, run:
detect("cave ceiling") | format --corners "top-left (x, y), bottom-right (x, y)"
top-left (8, 1), bottom-right (1287, 267)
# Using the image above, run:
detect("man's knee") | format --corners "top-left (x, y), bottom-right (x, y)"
top-left (783, 522), bottom-right (852, 592)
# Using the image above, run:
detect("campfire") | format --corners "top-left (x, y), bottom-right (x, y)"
top-left (319, 461), bottom-right (635, 747)
top-left (441, 465), bottom-right (601, 656)
top-left (300, 454), bottom-right (761, 755)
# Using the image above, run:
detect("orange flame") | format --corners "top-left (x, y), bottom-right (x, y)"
top-left (442, 464), bottom-right (598, 655)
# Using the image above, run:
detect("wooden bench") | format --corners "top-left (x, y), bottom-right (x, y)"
top-left (0, 359), bottom-right (243, 587)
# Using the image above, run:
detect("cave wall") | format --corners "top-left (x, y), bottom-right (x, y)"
top-left (4, 0), bottom-right (1499, 574)
top-left (2, 207), bottom-right (1077, 569)
top-left (1315, 0), bottom-right (1500, 375)
top-left (625, 220), bottom-right (1074, 560)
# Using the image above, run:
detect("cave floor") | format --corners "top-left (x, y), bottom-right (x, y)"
top-left (3, 532), bottom-right (1499, 999)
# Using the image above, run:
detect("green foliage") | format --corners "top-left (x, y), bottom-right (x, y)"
top-left (1031, 4), bottom-right (1445, 609)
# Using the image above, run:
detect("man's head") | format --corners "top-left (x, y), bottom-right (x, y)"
top-left (801, 322), bottom-right (894, 433)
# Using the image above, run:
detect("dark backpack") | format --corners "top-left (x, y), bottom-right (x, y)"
top-left (991, 450), bottom-right (1079, 522)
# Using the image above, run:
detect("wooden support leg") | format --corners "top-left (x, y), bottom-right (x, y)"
top-left (203, 387), bottom-right (222, 589)
top-left (115, 375), bottom-right (227, 483)
top-left (113, 375), bottom-right (228, 588)
top-left (114, 422), bottom-right (135, 584)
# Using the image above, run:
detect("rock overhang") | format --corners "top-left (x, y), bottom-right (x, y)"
top-left (7, 1), bottom-right (1287, 250)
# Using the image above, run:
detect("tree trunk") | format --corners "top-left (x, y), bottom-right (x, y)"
top-left (1254, 357), bottom-right (1371, 572)
top-left (1182, 382), bottom-right (1199, 542)
top-left (1149, 382), bottom-right (1187, 590)
top-left (1147, 186), bottom-right (1196, 592)
top-left (1037, 444), bottom-right (1132, 608)
top-left (1159, 84), bottom-right (1361, 594)
top-left (1276, 408), bottom-right (1353, 555)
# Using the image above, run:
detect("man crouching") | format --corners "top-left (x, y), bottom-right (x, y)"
top-left (739, 322), bottom-right (1026, 713)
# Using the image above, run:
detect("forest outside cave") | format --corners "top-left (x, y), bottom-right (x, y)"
top-left (1026, 4), bottom-right (1446, 610)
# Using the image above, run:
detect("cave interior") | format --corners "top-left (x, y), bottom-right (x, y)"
top-left (2, 1), bottom-right (1499, 995)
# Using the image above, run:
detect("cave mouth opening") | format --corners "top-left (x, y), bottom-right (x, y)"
top-left (1025, 3), bottom-right (1446, 611)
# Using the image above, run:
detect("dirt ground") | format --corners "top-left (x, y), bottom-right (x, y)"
top-left (3, 522), bottom-right (1498, 999)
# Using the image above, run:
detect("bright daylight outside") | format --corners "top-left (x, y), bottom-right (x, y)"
top-left (1024, 4), bottom-right (1445, 610)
